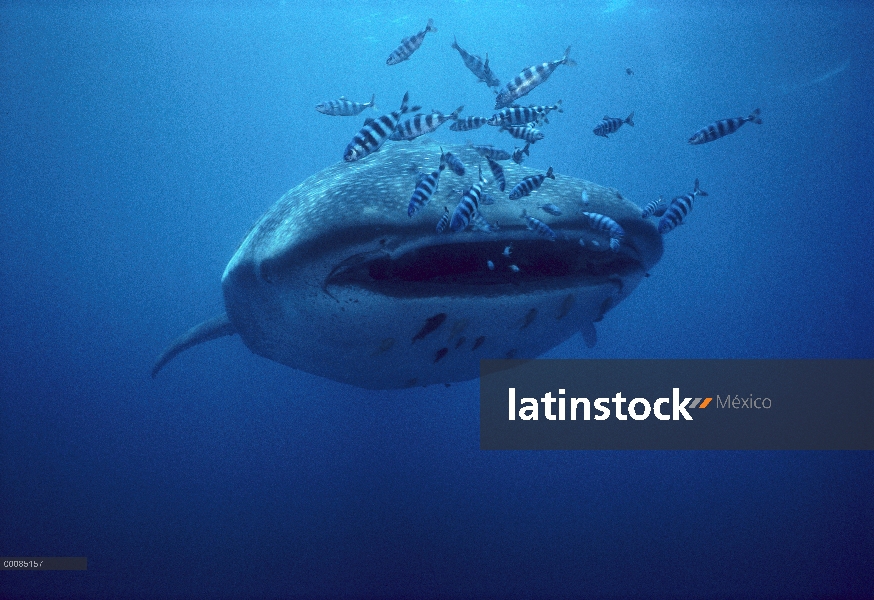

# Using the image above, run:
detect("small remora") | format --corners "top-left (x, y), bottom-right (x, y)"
top-left (152, 139), bottom-right (663, 389)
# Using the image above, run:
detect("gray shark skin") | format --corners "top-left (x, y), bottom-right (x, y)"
top-left (152, 139), bottom-right (662, 389)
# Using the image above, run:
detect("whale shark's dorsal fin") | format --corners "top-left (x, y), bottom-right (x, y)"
top-left (151, 314), bottom-right (236, 377)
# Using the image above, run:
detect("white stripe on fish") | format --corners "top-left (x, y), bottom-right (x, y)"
top-left (344, 92), bottom-right (419, 161)
top-left (316, 94), bottom-right (376, 116)
top-left (390, 106), bottom-right (463, 141)
top-left (658, 179), bottom-right (708, 234)
top-left (688, 109), bottom-right (761, 144)
top-left (495, 47), bottom-right (575, 109)
top-left (508, 167), bottom-right (554, 200)
top-left (593, 112), bottom-right (634, 138)
top-left (387, 18), bottom-right (437, 65)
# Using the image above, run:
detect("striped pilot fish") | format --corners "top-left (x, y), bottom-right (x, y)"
top-left (390, 106), bottom-right (463, 141)
top-left (344, 92), bottom-right (420, 162)
top-left (495, 47), bottom-right (576, 109)
top-left (508, 167), bottom-right (554, 200)
top-left (593, 112), bottom-right (634, 138)
top-left (450, 167), bottom-right (488, 232)
top-left (500, 124), bottom-right (544, 143)
top-left (581, 212), bottom-right (625, 252)
top-left (451, 36), bottom-right (501, 88)
top-left (658, 179), bottom-right (708, 234)
top-left (688, 108), bottom-right (762, 145)
top-left (472, 145), bottom-right (512, 161)
top-left (536, 101), bottom-right (563, 118)
top-left (450, 116), bottom-right (489, 131)
top-left (316, 94), bottom-right (376, 116)
top-left (641, 195), bottom-right (666, 219)
top-left (440, 151), bottom-right (466, 175)
top-left (512, 143), bottom-right (531, 164)
top-left (387, 18), bottom-right (437, 65)
top-left (407, 161), bottom-right (446, 217)
top-left (487, 101), bottom-right (561, 127)
top-left (539, 203), bottom-right (562, 216)
top-left (485, 157), bottom-right (506, 191)
top-left (435, 206), bottom-right (451, 234)
top-left (470, 211), bottom-right (498, 233)
top-left (488, 106), bottom-right (545, 126)
top-left (520, 209), bottom-right (557, 241)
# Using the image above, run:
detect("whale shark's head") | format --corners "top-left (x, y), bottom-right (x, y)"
top-left (209, 139), bottom-right (662, 389)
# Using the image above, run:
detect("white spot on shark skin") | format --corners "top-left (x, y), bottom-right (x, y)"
top-left (152, 139), bottom-right (663, 389)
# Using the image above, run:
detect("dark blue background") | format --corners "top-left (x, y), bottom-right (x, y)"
top-left (2, 1), bottom-right (872, 598)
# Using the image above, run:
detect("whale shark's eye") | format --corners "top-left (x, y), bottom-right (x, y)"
top-left (325, 239), bottom-right (641, 298)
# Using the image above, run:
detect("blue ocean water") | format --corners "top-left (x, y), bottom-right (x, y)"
top-left (1, 1), bottom-right (872, 598)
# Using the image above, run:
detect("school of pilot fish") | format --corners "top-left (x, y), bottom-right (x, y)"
top-left (315, 18), bottom-right (763, 262)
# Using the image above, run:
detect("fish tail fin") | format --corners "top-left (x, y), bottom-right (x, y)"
top-left (546, 166), bottom-right (555, 179)
top-left (452, 35), bottom-right (459, 50)
top-left (451, 105), bottom-right (464, 119)
top-left (694, 178), bottom-right (708, 197)
top-left (523, 142), bottom-right (531, 155)
top-left (750, 108), bottom-right (762, 124)
top-left (399, 91), bottom-right (410, 113)
top-left (426, 18), bottom-right (436, 32)
top-left (556, 99), bottom-right (563, 112)
top-left (626, 111), bottom-right (635, 126)
top-left (151, 314), bottom-right (236, 378)
top-left (369, 94), bottom-right (377, 110)
top-left (562, 46), bottom-right (576, 66)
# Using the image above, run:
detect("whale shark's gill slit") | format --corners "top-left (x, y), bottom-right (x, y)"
top-left (325, 239), bottom-right (642, 298)
top-left (595, 296), bottom-right (615, 322)
top-left (557, 294), bottom-right (575, 319)
top-left (521, 308), bottom-right (537, 329)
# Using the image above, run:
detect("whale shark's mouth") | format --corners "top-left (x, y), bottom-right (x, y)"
top-left (324, 234), bottom-right (644, 299)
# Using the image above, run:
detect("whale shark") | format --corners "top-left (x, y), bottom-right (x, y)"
top-left (152, 139), bottom-right (662, 389)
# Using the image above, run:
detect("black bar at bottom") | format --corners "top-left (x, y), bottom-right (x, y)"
top-left (2, 557), bottom-right (87, 570)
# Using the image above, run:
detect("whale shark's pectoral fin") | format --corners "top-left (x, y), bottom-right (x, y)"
top-left (151, 314), bottom-right (236, 378)
top-left (581, 321), bottom-right (597, 349)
